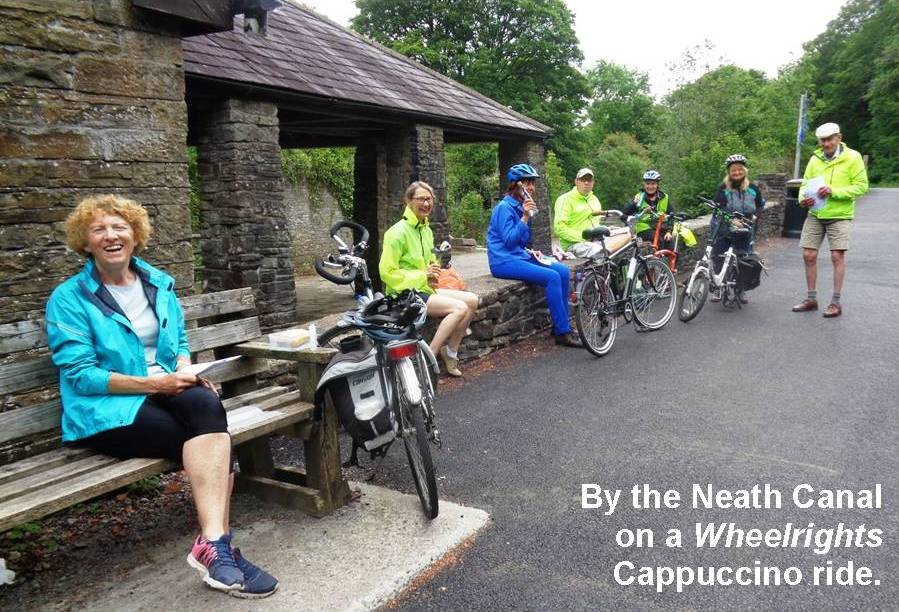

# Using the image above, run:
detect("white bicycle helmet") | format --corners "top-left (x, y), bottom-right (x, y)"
top-left (725, 154), bottom-right (747, 168)
top-left (642, 170), bottom-right (662, 181)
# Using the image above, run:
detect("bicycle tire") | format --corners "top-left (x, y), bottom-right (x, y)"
top-left (631, 258), bottom-right (677, 329)
top-left (316, 324), bottom-right (358, 350)
top-left (394, 366), bottom-right (439, 519)
top-left (678, 269), bottom-right (709, 322)
top-left (575, 270), bottom-right (617, 357)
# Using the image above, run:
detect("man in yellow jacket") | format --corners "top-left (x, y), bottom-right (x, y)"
top-left (792, 122), bottom-right (869, 318)
top-left (553, 168), bottom-right (605, 258)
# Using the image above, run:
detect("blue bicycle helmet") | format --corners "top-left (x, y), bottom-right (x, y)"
top-left (642, 170), bottom-right (662, 181)
top-left (507, 163), bottom-right (540, 183)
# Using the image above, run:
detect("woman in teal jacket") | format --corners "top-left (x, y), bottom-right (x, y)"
top-left (45, 195), bottom-right (276, 598)
top-left (379, 181), bottom-right (478, 376)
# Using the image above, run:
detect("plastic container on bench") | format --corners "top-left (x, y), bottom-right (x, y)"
top-left (269, 325), bottom-right (317, 349)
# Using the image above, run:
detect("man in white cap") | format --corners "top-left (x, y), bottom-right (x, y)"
top-left (553, 168), bottom-right (605, 258)
top-left (792, 122), bottom-right (868, 318)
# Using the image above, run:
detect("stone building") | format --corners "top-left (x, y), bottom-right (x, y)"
top-left (1, 0), bottom-right (552, 332)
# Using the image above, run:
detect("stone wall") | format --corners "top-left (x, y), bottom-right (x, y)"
top-left (194, 98), bottom-right (297, 332)
top-left (283, 178), bottom-right (345, 275)
top-left (0, 0), bottom-right (193, 323)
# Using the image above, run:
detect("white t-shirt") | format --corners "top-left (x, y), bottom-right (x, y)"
top-left (105, 279), bottom-right (165, 376)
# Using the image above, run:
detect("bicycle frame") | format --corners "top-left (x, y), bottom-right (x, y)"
top-left (650, 213), bottom-right (681, 274)
top-left (683, 205), bottom-right (751, 297)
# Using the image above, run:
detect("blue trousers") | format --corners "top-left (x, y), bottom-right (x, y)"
top-left (490, 258), bottom-right (571, 335)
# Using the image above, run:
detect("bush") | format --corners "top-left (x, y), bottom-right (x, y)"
top-left (448, 191), bottom-right (492, 241)
top-left (590, 133), bottom-right (652, 210)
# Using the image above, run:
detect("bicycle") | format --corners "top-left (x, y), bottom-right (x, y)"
top-left (677, 196), bottom-right (755, 321)
top-left (642, 210), bottom-right (694, 274)
top-left (574, 210), bottom-right (678, 357)
top-left (314, 221), bottom-right (441, 519)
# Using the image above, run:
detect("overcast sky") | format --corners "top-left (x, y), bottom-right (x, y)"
top-left (302, 0), bottom-right (848, 96)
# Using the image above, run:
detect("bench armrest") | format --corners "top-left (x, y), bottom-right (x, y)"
top-left (236, 341), bottom-right (336, 364)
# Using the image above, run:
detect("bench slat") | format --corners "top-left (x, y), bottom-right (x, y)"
top-left (187, 317), bottom-right (262, 353)
top-left (0, 446), bottom-right (92, 486)
top-left (0, 355), bottom-right (56, 396)
top-left (0, 453), bottom-right (121, 504)
top-left (0, 398), bottom-right (312, 532)
top-left (180, 288), bottom-right (256, 322)
top-left (0, 320), bottom-right (45, 356)
top-left (0, 399), bottom-right (61, 445)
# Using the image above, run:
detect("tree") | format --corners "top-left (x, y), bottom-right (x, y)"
top-left (590, 133), bottom-right (651, 210)
top-left (352, 0), bottom-right (590, 176)
top-left (584, 61), bottom-right (658, 145)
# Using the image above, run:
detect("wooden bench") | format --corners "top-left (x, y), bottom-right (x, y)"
top-left (0, 288), bottom-right (351, 533)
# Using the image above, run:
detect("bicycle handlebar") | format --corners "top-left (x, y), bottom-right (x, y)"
top-left (329, 220), bottom-right (370, 255)
top-left (314, 256), bottom-right (357, 285)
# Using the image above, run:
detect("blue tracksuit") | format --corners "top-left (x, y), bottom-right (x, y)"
top-left (486, 195), bottom-right (571, 335)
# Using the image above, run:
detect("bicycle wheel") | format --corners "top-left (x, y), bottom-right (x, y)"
top-left (631, 258), bottom-right (677, 329)
top-left (394, 366), bottom-right (439, 519)
top-left (575, 270), bottom-right (617, 357)
top-left (677, 269), bottom-right (709, 322)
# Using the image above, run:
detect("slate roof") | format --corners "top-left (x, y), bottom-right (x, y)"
top-left (181, 1), bottom-right (550, 138)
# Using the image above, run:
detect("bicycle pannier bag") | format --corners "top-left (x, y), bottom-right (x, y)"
top-left (314, 335), bottom-right (396, 452)
top-left (737, 253), bottom-right (764, 292)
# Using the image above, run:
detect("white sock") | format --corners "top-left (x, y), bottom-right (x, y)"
top-left (445, 346), bottom-right (458, 359)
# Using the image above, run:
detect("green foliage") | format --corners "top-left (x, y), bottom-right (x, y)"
top-left (803, 0), bottom-right (899, 181)
top-left (127, 475), bottom-right (164, 497)
top-left (584, 61), bottom-right (659, 146)
top-left (448, 191), bottom-right (492, 240)
top-left (187, 147), bottom-right (201, 231)
top-left (281, 148), bottom-right (355, 218)
top-left (352, 0), bottom-right (590, 176)
top-left (590, 133), bottom-right (651, 210)
top-left (445, 143), bottom-right (498, 209)
top-left (543, 150), bottom-right (567, 216)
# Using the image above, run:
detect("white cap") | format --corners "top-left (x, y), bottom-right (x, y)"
top-left (815, 122), bottom-right (840, 139)
top-left (576, 167), bottom-right (594, 179)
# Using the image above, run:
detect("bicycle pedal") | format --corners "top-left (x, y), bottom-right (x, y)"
top-left (430, 429), bottom-right (442, 448)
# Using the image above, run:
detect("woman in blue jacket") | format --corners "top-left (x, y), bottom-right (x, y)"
top-left (487, 164), bottom-right (581, 347)
top-left (45, 195), bottom-right (276, 598)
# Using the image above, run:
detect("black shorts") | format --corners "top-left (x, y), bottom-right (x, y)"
top-left (77, 386), bottom-right (230, 464)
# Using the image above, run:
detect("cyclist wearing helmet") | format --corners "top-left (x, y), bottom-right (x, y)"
top-left (487, 164), bottom-right (582, 347)
top-left (379, 181), bottom-right (479, 376)
top-left (709, 154), bottom-right (765, 303)
top-left (553, 167), bottom-right (605, 258)
top-left (622, 170), bottom-right (675, 249)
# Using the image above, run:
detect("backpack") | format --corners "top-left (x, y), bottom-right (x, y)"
top-left (314, 335), bottom-right (396, 464)
top-left (737, 253), bottom-right (765, 292)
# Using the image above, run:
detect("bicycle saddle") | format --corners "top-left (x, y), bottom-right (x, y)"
top-left (582, 226), bottom-right (611, 240)
top-left (731, 227), bottom-right (752, 236)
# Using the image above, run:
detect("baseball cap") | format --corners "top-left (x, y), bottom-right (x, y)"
top-left (576, 168), bottom-right (595, 179)
top-left (815, 122), bottom-right (841, 139)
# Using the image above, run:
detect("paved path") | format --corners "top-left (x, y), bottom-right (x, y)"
top-left (368, 189), bottom-right (898, 611)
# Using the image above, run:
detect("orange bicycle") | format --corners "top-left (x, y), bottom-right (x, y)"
top-left (643, 210), bottom-right (696, 274)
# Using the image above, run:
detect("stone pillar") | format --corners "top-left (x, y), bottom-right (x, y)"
top-left (195, 99), bottom-right (297, 331)
top-left (0, 0), bottom-right (192, 323)
top-left (497, 138), bottom-right (551, 252)
top-left (353, 125), bottom-right (447, 290)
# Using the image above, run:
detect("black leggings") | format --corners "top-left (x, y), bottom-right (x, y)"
top-left (79, 386), bottom-right (230, 463)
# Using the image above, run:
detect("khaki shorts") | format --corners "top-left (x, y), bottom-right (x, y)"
top-left (799, 216), bottom-right (851, 251)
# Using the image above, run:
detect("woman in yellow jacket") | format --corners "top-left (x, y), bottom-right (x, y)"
top-left (379, 181), bottom-right (479, 376)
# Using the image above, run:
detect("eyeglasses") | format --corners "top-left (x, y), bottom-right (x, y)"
top-left (411, 195), bottom-right (434, 203)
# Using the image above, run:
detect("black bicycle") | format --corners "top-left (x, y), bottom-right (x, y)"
top-left (574, 210), bottom-right (677, 357)
top-left (314, 221), bottom-right (441, 518)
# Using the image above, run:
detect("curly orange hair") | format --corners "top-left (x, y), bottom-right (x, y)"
top-left (65, 195), bottom-right (152, 254)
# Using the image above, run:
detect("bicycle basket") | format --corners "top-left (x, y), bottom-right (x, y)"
top-left (737, 253), bottom-right (765, 292)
